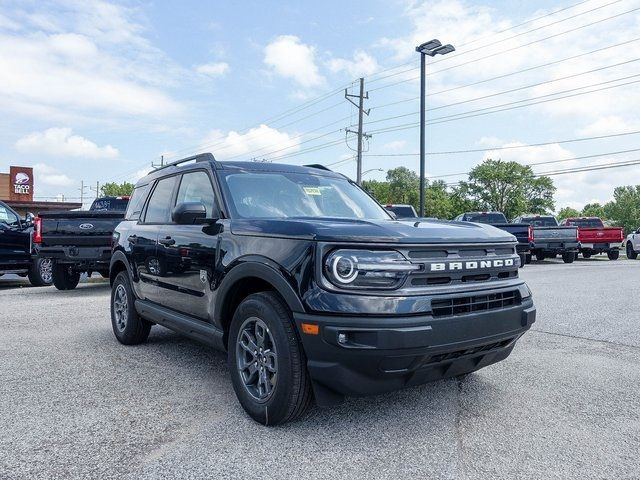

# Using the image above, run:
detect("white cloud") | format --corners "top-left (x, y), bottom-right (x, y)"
top-left (16, 128), bottom-right (118, 159)
top-left (327, 50), bottom-right (379, 78)
top-left (264, 35), bottom-right (324, 87)
top-left (0, 1), bottom-right (183, 121)
top-left (33, 163), bottom-right (74, 187)
top-left (195, 62), bottom-right (230, 77)
top-left (382, 140), bottom-right (407, 151)
top-left (201, 124), bottom-right (301, 161)
top-left (578, 116), bottom-right (639, 136)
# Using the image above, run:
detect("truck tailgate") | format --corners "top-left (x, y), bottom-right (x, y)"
top-left (578, 227), bottom-right (624, 244)
top-left (533, 226), bottom-right (577, 243)
top-left (39, 212), bottom-right (124, 247)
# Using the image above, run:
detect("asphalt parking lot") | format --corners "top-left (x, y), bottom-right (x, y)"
top-left (1, 258), bottom-right (639, 479)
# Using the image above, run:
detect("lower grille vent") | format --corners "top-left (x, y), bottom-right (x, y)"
top-left (431, 290), bottom-right (521, 317)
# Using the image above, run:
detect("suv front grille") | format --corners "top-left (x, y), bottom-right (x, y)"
top-left (431, 290), bottom-right (521, 317)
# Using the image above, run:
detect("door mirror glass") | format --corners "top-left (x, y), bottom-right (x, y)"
top-left (24, 212), bottom-right (35, 227)
top-left (172, 202), bottom-right (207, 224)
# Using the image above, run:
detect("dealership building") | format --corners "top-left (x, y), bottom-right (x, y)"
top-left (0, 166), bottom-right (81, 216)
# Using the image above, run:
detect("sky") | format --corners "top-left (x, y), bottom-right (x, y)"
top-left (1, 0), bottom-right (639, 211)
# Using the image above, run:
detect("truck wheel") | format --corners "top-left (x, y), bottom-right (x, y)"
top-left (228, 292), bottom-right (312, 426)
top-left (525, 254), bottom-right (532, 264)
top-left (582, 252), bottom-right (591, 259)
top-left (111, 271), bottom-right (151, 345)
top-left (607, 250), bottom-right (620, 261)
top-left (28, 257), bottom-right (53, 287)
top-left (562, 252), bottom-right (575, 264)
top-left (535, 252), bottom-right (546, 261)
top-left (627, 242), bottom-right (638, 260)
top-left (52, 264), bottom-right (81, 290)
top-left (518, 254), bottom-right (526, 268)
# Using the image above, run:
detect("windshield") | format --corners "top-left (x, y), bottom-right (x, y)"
top-left (465, 213), bottom-right (507, 224)
top-left (220, 171), bottom-right (390, 220)
top-left (521, 216), bottom-right (558, 227)
top-left (566, 218), bottom-right (604, 228)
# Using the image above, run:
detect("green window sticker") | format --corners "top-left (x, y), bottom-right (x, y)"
top-left (303, 187), bottom-right (321, 196)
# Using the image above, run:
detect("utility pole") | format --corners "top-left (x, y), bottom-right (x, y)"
top-left (345, 78), bottom-right (370, 184)
top-left (79, 181), bottom-right (87, 205)
top-left (151, 154), bottom-right (165, 169)
top-left (90, 181), bottom-right (100, 199)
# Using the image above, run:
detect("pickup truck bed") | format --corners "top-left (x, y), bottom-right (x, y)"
top-left (35, 197), bottom-right (128, 289)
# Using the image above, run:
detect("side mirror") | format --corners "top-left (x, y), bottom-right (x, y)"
top-left (172, 202), bottom-right (207, 225)
top-left (24, 212), bottom-right (35, 227)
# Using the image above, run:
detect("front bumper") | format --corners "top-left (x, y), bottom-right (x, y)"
top-left (294, 297), bottom-right (535, 405)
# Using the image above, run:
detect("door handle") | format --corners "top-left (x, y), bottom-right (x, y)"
top-left (158, 236), bottom-right (175, 246)
top-left (127, 235), bottom-right (137, 244)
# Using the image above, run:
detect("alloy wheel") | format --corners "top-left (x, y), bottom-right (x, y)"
top-left (113, 284), bottom-right (128, 332)
top-left (39, 258), bottom-right (53, 284)
top-left (236, 317), bottom-right (278, 402)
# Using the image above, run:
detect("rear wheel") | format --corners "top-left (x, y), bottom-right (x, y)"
top-left (525, 254), bottom-right (532, 264)
top-left (228, 292), bottom-right (312, 426)
top-left (28, 257), bottom-right (53, 287)
top-left (535, 252), bottom-right (546, 261)
top-left (111, 271), bottom-right (151, 345)
top-left (562, 252), bottom-right (575, 264)
top-left (52, 263), bottom-right (80, 290)
top-left (582, 251), bottom-right (591, 259)
top-left (627, 242), bottom-right (638, 260)
top-left (607, 250), bottom-right (620, 261)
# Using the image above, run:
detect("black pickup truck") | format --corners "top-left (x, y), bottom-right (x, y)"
top-left (454, 212), bottom-right (531, 267)
top-left (0, 200), bottom-right (52, 286)
top-left (35, 196), bottom-right (128, 290)
top-left (512, 214), bottom-right (578, 263)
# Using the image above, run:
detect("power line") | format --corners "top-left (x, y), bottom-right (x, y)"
top-left (363, 130), bottom-right (640, 157)
top-left (368, 6), bottom-right (640, 92)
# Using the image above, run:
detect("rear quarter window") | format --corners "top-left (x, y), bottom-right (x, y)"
top-left (125, 184), bottom-right (151, 221)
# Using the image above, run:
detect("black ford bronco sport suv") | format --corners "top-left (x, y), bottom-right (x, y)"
top-left (110, 153), bottom-right (536, 425)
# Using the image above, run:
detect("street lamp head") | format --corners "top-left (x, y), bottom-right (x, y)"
top-left (415, 39), bottom-right (442, 54)
top-left (434, 44), bottom-right (455, 55)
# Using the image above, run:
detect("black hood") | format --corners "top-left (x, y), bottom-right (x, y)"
top-left (230, 217), bottom-right (516, 244)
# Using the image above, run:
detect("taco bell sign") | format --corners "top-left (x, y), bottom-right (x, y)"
top-left (9, 166), bottom-right (34, 202)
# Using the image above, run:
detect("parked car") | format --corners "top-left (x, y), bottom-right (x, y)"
top-left (453, 212), bottom-right (531, 267)
top-left (625, 228), bottom-right (640, 259)
top-left (34, 196), bottom-right (129, 290)
top-left (0, 200), bottom-right (52, 286)
top-left (559, 217), bottom-right (624, 260)
top-left (384, 204), bottom-right (418, 219)
top-left (512, 214), bottom-right (578, 263)
top-left (109, 154), bottom-right (536, 425)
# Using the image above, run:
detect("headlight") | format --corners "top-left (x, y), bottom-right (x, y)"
top-left (324, 249), bottom-right (420, 289)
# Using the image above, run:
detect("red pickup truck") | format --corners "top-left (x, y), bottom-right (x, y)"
top-left (559, 217), bottom-right (624, 260)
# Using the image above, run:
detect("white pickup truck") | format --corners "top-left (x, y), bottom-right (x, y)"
top-left (625, 228), bottom-right (640, 259)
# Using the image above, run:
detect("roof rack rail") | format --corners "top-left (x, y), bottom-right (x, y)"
top-left (303, 164), bottom-right (332, 172)
top-left (153, 152), bottom-right (216, 172)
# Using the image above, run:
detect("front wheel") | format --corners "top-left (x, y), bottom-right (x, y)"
top-left (28, 257), bottom-right (53, 287)
top-left (627, 242), bottom-right (638, 260)
top-left (607, 250), bottom-right (620, 260)
top-left (518, 254), bottom-right (526, 268)
top-left (111, 271), bottom-right (152, 345)
top-left (525, 254), bottom-right (532, 264)
top-left (228, 292), bottom-right (312, 426)
top-left (535, 252), bottom-right (546, 262)
top-left (52, 263), bottom-right (80, 290)
top-left (562, 252), bottom-right (575, 264)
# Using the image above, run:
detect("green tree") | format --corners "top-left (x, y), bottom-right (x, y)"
top-left (100, 181), bottom-right (134, 197)
top-left (557, 206), bottom-right (581, 219)
top-left (386, 167), bottom-right (419, 207)
top-left (581, 202), bottom-right (606, 218)
top-left (456, 159), bottom-right (555, 219)
top-left (424, 180), bottom-right (454, 219)
top-left (604, 185), bottom-right (640, 233)
top-left (362, 180), bottom-right (391, 205)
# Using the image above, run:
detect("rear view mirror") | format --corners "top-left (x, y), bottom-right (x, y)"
top-left (172, 202), bottom-right (207, 225)
top-left (24, 212), bottom-right (35, 227)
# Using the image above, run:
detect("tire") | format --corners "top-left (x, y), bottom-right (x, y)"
top-left (110, 271), bottom-right (152, 345)
top-left (562, 252), bottom-right (575, 264)
top-left (582, 252), bottom-right (591, 259)
top-left (228, 292), bottom-right (312, 426)
top-left (535, 252), bottom-right (546, 261)
top-left (627, 242), bottom-right (638, 260)
top-left (607, 250), bottom-right (620, 261)
top-left (28, 257), bottom-right (53, 287)
top-left (52, 263), bottom-right (80, 290)
top-left (518, 254), bottom-right (526, 268)
top-left (525, 254), bottom-right (532, 264)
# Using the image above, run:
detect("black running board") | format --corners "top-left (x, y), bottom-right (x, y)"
top-left (135, 300), bottom-right (225, 351)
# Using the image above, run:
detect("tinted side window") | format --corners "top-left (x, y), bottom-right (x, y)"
top-left (125, 184), bottom-right (151, 221)
top-left (144, 176), bottom-right (178, 223)
top-left (175, 171), bottom-right (217, 217)
top-left (0, 204), bottom-right (19, 225)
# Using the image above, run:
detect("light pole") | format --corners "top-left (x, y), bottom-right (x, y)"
top-left (362, 168), bottom-right (383, 178)
top-left (415, 39), bottom-right (455, 217)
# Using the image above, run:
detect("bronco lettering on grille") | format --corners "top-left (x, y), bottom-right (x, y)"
top-left (429, 258), bottom-right (514, 272)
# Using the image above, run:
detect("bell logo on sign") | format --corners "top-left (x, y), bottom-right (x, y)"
top-left (14, 172), bottom-right (30, 194)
